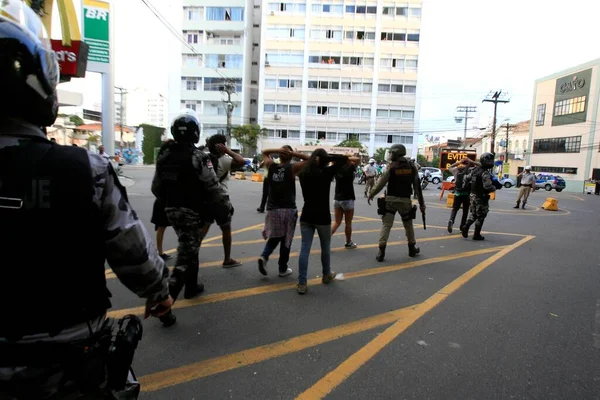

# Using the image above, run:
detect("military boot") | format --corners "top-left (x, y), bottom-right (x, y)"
top-left (513, 200), bottom-right (520, 209)
top-left (522, 201), bottom-right (526, 210)
top-left (376, 245), bottom-right (386, 262)
top-left (461, 222), bottom-right (472, 238)
top-left (408, 243), bottom-right (420, 257)
top-left (473, 223), bottom-right (485, 241)
top-left (159, 310), bottom-right (177, 327)
top-left (184, 263), bottom-right (205, 299)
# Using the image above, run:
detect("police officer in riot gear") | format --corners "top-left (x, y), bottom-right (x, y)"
top-left (461, 152), bottom-right (496, 240)
top-left (368, 144), bottom-right (425, 261)
top-left (152, 112), bottom-right (233, 326)
top-left (0, 2), bottom-right (172, 398)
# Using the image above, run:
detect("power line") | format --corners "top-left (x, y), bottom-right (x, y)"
top-left (482, 90), bottom-right (511, 154)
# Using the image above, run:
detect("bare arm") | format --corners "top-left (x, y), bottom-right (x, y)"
top-left (261, 148), bottom-right (281, 168)
top-left (217, 144), bottom-right (245, 168)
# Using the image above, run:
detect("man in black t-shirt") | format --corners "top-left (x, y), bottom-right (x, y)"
top-left (257, 146), bottom-right (309, 277)
top-left (332, 158), bottom-right (359, 248)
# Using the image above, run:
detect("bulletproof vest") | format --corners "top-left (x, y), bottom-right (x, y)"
top-left (455, 168), bottom-right (472, 192)
top-left (387, 159), bottom-right (415, 198)
top-left (470, 167), bottom-right (485, 197)
top-left (155, 144), bottom-right (206, 212)
top-left (267, 162), bottom-right (296, 210)
top-left (0, 136), bottom-right (111, 340)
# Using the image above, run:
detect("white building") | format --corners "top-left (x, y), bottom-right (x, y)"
top-left (257, 0), bottom-right (422, 157)
top-left (124, 87), bottom-right (168, 128)
top-left (168, 0), bottom-right (255, 146)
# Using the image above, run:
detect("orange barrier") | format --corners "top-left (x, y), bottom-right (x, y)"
top-left (439, 181), bottom-right (455, 200)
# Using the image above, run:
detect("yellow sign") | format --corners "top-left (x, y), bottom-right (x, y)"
top-left (26, 0), bottom-right (81, 46)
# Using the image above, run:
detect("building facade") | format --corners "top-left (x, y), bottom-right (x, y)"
top-left (528, 58), bottom-right (600, 192)
top-left (124, 88), bottom-right (168, 128)
top-left (169, 0), bottom-right (255, 145)
top-left (478, 120), bottom-right (530, 177)
top-left (256, 0), bottom-right (422, 157)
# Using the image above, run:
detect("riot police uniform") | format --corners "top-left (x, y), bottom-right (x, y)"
top-left (461, 153), bottom-right (496, 240)
top-left (0, 2), bottom-right (172, 398)
top-left (151, 113), bottom-right (232, 326)
top-left (368, 144), bottom-right (425, 261)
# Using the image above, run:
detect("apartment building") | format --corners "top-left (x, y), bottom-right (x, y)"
top-left (124, 87), bottom-right (168, 128)
top-left (257, 0), bottom-right (422, 157)
top-left (169, 0), bottom-right (255, 145)
top-left (527, 58), bottom-right (600, 192)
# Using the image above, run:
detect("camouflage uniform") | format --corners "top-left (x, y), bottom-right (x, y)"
top-left (153, 145), bottom-right (231, 301)
top-left (463, 167), bottom-right (495, 239)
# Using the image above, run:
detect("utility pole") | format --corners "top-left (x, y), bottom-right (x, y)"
top-left (221, 80), bottom-right (236, 148)
top-left (482, 90), bottom-right (510, 155)
top-left (454, 105), bottom-right (477, 149)
top-left (115, 86), bottom-right (128, 153)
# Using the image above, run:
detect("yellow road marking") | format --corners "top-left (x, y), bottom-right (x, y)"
top-left (107, 245), bottom-right (505, 319)
top-left (162, 223), bottom-right (265, 255)
top-left (139, 305), bottom-right (416, 393)
top-left (296, 235), bottom-right (535, 399)
top-left (105, 233), bottom-right (463, 280)
top-left (425, 203), bottom-right (571, 216)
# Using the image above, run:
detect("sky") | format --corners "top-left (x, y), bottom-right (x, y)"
top-left (57, 0), bottom-right (600, 141)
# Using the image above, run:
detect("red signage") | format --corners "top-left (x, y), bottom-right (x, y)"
top-left (51, 40), bottom-right (89, 80)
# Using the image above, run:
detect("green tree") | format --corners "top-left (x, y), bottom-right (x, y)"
top-left (69, 115), bottom-right (84, 126)
top-left (430, 157), bottom-right (440, 168)
top-left (140, 124), bottom-right (165, 164)
top-left (417, 154), bottom-right (428, 166)
top-left (336, 139), bottom-right (368, 157)
top-left (232, 124), bottom-right (266, 156)
top-left (373, 147), bottom-right (387, 162)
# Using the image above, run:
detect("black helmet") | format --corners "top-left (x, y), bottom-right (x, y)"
top-left (480, 152), bottom-right (494, 168)
top-left (171, 112), bottom-right (200, 144)
top-left (389, 144), bottom-right (406, 161)
top-left (0, 1), bottom-right (59, 127)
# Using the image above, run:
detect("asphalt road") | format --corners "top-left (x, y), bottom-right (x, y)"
top-left (110, 166), bottom-right (600, 400)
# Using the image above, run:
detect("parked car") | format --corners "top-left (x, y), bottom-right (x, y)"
top-left (418, 167), bottom-right (443, 184)
top-left (499, 177), bottom-right (516, 188)
top-left (534, 173), bottom-right (566, 192)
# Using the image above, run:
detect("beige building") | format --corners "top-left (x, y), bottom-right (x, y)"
top-left (257, 0), bottom-right (422, 157)
top-left (527, 58), bottom-right (600, 192)
top-left (478, 120), bottom-right (530, 177)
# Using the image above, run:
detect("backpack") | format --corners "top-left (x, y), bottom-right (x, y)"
top-left (454, 167), bottom-right (472, 191)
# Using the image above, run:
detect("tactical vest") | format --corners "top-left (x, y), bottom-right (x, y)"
top-left (470, 167), bottom-right (485, 197)
top-left (0, 136), bottom-right (111, 340)
top-left (387, 160), bottom-right (415, 198)
top-left (155, 144), bottom-right (206, 213)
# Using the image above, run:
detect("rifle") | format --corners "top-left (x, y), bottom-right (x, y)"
top-left (421, 208), bottom-right (427, 230)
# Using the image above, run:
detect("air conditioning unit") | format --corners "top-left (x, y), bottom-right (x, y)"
top-left (270, 11), bottom-right (275, 15)
top-left (273, 114), bottom-right (281, 120)
top-left (265, 61), bottom-right (270, 66)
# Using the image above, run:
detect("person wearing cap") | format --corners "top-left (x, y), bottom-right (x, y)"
top-left (514, 166), bottom-right (536, 209)
top-left (363, 158), bottom-right (378, 197)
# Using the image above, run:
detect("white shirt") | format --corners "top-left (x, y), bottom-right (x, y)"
top-left (364, 164), bottom-right (377, 177)
top-left (217, 155), bottom-right (233, 191)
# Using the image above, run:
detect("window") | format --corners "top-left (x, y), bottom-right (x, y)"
top-left (204, 77), bottom-right (242, 92)
top-left (409, 8), bottom-right (421, 17)
top-left (554, 96), bottom-right (586, 116)
top-left (531, 166), bottom-right (577, 174)
top-left (407, 33), bottom-right (420, 42)
top-left (265, 52), bottom-right (304, 66)
top-left (533, 136), bottom-right (582, 153)
top-left (184, 6), bottom-right (203, 20)
top-left (206, 7), bottom-right (244, 21)
top-left (267, 27), bottom-right (306, 39)
top-left (264, 104), bottom-right (275, 112)
top-left (204, 54), bottom-right (243, 69)
top-left (536, 104), bottom-right (546, 126)
top-left (184, 31), bottom-right (201, 44)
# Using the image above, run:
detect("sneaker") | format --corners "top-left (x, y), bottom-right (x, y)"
top-left (159, 253), bottom-right (171, 261)
top-left (322, 272), bottom-right (337, 284)
top-left (344, 241), bottom-right (357, 249)
top-left (447, 220), bottom-right (453, 234)
top-left (278, 268), bottom-right (293, 277)
top-left (297, 284), bottom-right (308, 295)
top-left (258, 257), bottom-right (267, 276)
top-left (222, 259), bottom-right (243, 268)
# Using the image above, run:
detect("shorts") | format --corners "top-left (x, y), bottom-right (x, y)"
top-left (203, 204), bottom-right (234, 230)
top-left (151, 199), bottom-right (170, 230)
top-left (334, 200), bottom-right (355, 211)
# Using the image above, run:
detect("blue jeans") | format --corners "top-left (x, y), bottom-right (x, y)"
top-left (260, 237), bottom-right (291, 273)
top-left (298, 222), bottom-right (332, 285)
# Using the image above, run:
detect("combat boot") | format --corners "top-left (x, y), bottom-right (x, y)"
top-left (473, 223), bottom-right (485, 241)
top-left (408, 243), bottom-right (420, 257)
top-left (184, 263), bottom-right (205, 299)
top-left (159, 310), bottom-right (177, 327)
top-left (513, 200), bottom-right (520, 209)
top-left (461, 222), bottom-right (471, 238)
top-left (522, 201), bottom-right (526, 210)
top-left (376, 245), bottom-right (386, 262)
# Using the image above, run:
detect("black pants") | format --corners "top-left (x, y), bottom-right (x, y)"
top-left (259, 178), bottom-right (269, 210)
top-left (450, 194), bottom-right (470, 228)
